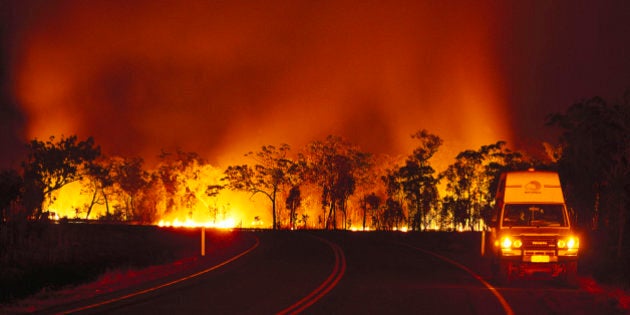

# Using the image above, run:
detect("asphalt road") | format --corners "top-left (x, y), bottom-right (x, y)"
top-left (46, 231), bottom-right (624, 315)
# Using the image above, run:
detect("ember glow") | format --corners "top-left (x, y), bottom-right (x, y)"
top-left (157, 218), bottom-right (237, 229)
top-left (43, 161), bottom-right (276, 228)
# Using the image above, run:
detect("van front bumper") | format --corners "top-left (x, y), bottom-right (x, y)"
top-left (500, 248), bottom-right (579, 262)
top-left (499, 251), bottom-right (578, 277)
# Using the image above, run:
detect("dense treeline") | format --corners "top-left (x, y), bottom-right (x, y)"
top-left (548, 96), bottom-right (630, 256)
top-left (1, 93), bottom-right (629, 254)
top-left (0, 134), bottom-right (528, 232)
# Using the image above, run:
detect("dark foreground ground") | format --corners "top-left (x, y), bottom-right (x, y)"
top-left (0, 224), bottom-right (629, 313)
top-left (0, 223), bottom-right (204, 303)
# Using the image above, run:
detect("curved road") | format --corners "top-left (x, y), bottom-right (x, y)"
top-left (49, 231), bottom-right (623, 314)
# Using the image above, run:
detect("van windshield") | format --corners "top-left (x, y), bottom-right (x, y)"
top-left (502, 204), bottom-right (567, 227)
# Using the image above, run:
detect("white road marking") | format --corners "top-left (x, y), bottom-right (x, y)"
top-left (277, 235), bottom-right (346, 315)
top-left (58, 235), bottom-right (260, 314)
top-left (400, 243), bottom-right (515, 315)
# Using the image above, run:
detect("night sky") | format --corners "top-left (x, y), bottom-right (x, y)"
top-left (2, 0), bottom-right (629, 169)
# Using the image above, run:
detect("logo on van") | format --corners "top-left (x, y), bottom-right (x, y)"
top-left (524, 181), bottom-right (542, 194)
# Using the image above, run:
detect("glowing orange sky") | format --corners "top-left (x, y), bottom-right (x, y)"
top-left (4, 1), bottom-right (630, 169)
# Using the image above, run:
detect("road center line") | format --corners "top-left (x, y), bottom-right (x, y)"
top-left (59, 235), bottom-right (260, 314)
top-left (399, 242), bottom-right (514, 315)
top-left (277, 235), bottom-right (346, 315)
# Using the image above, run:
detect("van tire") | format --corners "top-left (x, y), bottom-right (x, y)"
top-left (564, 261), bottom-right (578, 287)
top-left (495, 261), bottom-right (511, 286)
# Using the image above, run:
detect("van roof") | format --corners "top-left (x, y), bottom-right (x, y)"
top-left (500, 170), bottom-right (565, 203)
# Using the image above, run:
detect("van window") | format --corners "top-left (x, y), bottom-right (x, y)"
top-left (502, 204), bottom-right (567, 227)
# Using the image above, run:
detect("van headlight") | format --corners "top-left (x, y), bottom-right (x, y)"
top-left (500, 236), bottom-right (522, 249)
top-left (558, 236), bottom-right (579, 249)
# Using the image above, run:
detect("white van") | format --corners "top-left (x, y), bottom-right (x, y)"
top-left (486, 169), bottom-right (579, 285)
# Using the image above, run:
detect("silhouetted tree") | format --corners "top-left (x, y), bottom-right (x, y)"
top-left (156, 149), bottom-right (204, 217)
top-left (299, 213), bottom-right (309, 229)
top-left (302, 136), bottom-right (370, 230)
top-left (382, 170), bottom-right (405, 222)
top-left (477, 142), bottom-right (527, 223)
top-left (360, 192), bottom-right (381, 231)
top-left (383, 130), bottom-right (442, 231)
top-left (441, 141), bottom-right (525, 230)
top-left (203, 184), bottom-right (223, 223)
top-left (330, 154), bottom-right (356, 229)
top-left (547, 95), bottom-right (630, 257)
top-left (21, 135), bottom-right (100, 219)
top-left (382, 197), bottom-right (404, 230)
top-left (83, 158), bottom-right (114, 219)
top-left (286, 185), bottom-right (301, 229)
top-left (110, 157), bottom-right (148, 221)
top-left (442, 195), bottom-right (468, 230)
top-left (0, 169), bottom-right (23, 223)
top-left (224, 144), bottom-right (295, 230)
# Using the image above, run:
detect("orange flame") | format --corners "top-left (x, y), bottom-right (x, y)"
top-left (157, 218), bottom-right (237, 229)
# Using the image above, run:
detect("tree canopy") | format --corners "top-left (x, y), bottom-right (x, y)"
top-left (547, 95), bottom-right (630, 257)
top-left (223, 144), bottom-right (295, 230)
top-left (21, 135), bottom-right (100, 219)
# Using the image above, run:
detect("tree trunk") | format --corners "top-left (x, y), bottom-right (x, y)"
top-left (341, 199), bottom-right (348, 229)
top-left (271, 188), bottom-right (277, 230)
top-left (85, 187), bottom-right (98, 219)
top-left (127, 196), bottom-right (134, 221)
top-left (272, 199), bottom-right (277, 230)
top-left (362, 206), bottom-right (367, 231)
top-left (104, 192), bottom-right (110, 217)
top-left (419, 199), bottom-right (424, 231)
top-left (327, 203), bottom-right (336, 230)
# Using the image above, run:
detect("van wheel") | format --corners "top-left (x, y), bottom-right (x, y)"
top-left (495, 261), bottom-right (511, 286)
top-left (564, 261), bottom-right (578, 287)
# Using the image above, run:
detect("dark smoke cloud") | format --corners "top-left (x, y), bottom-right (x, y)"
top-left (1, 1), bottom-right (27, 169)
top-left (4, 0), bottom-right (630, 169)
top-left (493, 1), bottom-right (630, 153)
top-left (0, 87), bottom-right (26, 169)
top-left (75, 57), bottom-right (269, 159)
